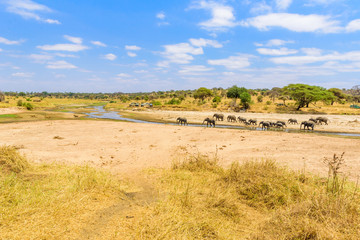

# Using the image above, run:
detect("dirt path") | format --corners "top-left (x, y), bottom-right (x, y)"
top-left (0, 120), bottom-right (359, 180)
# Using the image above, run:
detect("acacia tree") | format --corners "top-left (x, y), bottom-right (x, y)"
top-left (283, 84), bottom-right (334, 110)
top-left (328, 88), bottom-right (347, 105)
top-left (227, 85), bottom-right (252, 109)
top-left (193, 87), bottom-right (213, 101)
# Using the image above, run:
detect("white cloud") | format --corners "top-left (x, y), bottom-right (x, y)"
top-left (125, 45), bottom-right (141, 51)
top-left (156, 12), bottom-right (165, 20)
top-left (255, 39), bottom-right (295, 47)
top-left (37, 35), bottom-right (88, 52)
top-left (158, 38), bottom-right (222, 66)
top-left (346, 19), bottom-right (360, 33)
top-left (91, 41), bottom-right (107, 47)
top-left (46, 60), bottom-right (77, 69)
top-left (270, 51), bottom-right (360, 65)
top-left (275, 0), bottom-right (292, 10)
top-left (28, 53), bottom-right (53, 63)
top-left (4, 0), bottom-right (60, 24)
top-left (178, 65), bottom-right (213, 75)
top-left (0, 48), bottom-right (2, 52)
top-left (241, 13), bottom-right (341, 33)
top-left (208, 55), bottom-right (251, 69)
top-left (0, 36), bottom-right (21, 45)
top-left (64, 35), bottom-right (82, 44)
top-left (12, 72), bottom-right (34, 77)
top-left (160, 43), bottom-right (203, 64)
top-left (305, 0), bottom-right (339, 6)
top-left (104, 53), bottom-right (117, 61)
top-left (127, 52), bottom-right (137, 57)
top-left (117, 73), bottom-right (131, 78)
top-left (250, 2), bottom-right (272, 15)
top-left (189, 38), bottom-right (222, 48)
top-left (38, 44), bottom-right (88, 52)
top-left (301, 48), bottom-right (323, 56)
top-left (190, 0), bottom-right (238, 32)
top-left (257, 47), bottom-right (298, 55)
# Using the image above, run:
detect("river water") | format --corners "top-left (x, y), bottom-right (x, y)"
top-left (84, 106), bottom-right (360, 137)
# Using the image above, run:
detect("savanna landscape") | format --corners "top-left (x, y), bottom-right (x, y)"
top-left (1, 85), bottom-right (360, 239)
top-left (2, 0), bottom-right (360, 239)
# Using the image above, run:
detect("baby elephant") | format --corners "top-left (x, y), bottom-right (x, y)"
top-left (176, 117), bottom-right (188, 126)
top-left (203, 118), bottom-right (216, 127)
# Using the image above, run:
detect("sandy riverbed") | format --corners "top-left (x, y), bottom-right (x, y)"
top-left (0, 120), bottom-right (359, 180)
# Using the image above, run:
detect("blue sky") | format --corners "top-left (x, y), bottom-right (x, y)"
top-left (1, 0), bottom-right (360, 92)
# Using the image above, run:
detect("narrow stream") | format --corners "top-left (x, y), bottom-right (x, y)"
top-left (84, 106), bottom-right (360, 137)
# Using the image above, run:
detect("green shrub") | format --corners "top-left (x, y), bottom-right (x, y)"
top-left (23, 102), bottom-right (34, 110)
top-left (212, 96), bottom-right (221, 103)
top-left (266, 100), bottom-right (272, 105)
top-left (151, 100), bottom-right (162, 106)
top-left (17, 100), bottom-right (23, 107)
top-left (257, 95), bottom-right (263, 103)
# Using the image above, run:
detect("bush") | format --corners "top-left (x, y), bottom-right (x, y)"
top-left (23, 102), bottom-right (34, 110)
top-left (17, 100), bottom-right (23, 107)
top-left (167, 98), bottom-right (181, 105)
top-left (266, 101), bottom-right (272, 105)
top-left (212, 96), bottom-right (221, 103)
top-left (151, 101), bottom-right (162, 106)
top-left (257, 95), bottom-right (263, 103)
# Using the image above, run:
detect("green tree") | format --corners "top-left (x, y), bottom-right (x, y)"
top-left (328, 88), bottom-right (347, 105)
top-left (227, 85), bottom-right (252, 109)
top-left (283, 84), bottom-right (334, 110)
top-left (193, 87), bottom-right (213, 101)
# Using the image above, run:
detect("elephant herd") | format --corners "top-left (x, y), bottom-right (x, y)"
top-left (176, 114), bottom-right (330, 131)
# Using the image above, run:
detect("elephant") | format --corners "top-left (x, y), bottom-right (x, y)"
top-left (176, 117), bottom-right (188, 126)
top-left (288, 118), bottom-right (298, 124)
top-left (227, 115), bottom-right (237, 122)
top-left (202, 117), bottom-right (216, 127)
top-left (237, 116), bottom-right (247, 123)
top-left (276, 120), bottom-right (287, 127)
top-left (213, 113), bottom-right (224, 121)
top-left (274, 122), bottom-right (285, 129)
top-left (300, 121), bottom-right (315, 130)
top-left (309, 118), bottom-right (317, 124)
top-left (316, 117), bottom-right (329, 125)
top-left (248, 119), bottom-right (257, 125)
top-left (259, 121), bottom-right (271, 130)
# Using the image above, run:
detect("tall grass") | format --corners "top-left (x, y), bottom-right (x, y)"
top-left (0, 146), bottom-right (126, 240)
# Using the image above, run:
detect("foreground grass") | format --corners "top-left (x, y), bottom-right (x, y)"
top-left (115, 154), bottom-right (360, 240)
top-left (1, 147), bottom-right (359, 239)
top-left (0, 146), bottom-right (127, 240)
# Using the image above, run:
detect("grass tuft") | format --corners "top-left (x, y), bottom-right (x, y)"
top-left (0, 145), bottom-right (29, 173)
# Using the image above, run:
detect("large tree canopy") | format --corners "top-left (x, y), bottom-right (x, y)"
top-left (227, 85), bottom-right (252, 109)
top-left (282, 84), bottom-right (334, 110)
top-left (193, 87), bottom-right (213, 101)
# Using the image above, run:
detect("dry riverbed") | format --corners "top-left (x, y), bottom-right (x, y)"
top-left (0, 119), bottom-right (359, 180)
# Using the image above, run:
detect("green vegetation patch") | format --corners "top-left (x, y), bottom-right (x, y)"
top-left (0, 114), bottom-right (19, 118)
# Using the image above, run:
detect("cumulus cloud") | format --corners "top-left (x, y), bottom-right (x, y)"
top-left (189, 38), bottom-right (222, 48)
top-left (103, 53), bottom-right (117, 61)
top-left (190, 0), bottom-right (238, 32)
top-left (158, 38), bottom-right (222, 66)
top-left (4, 0), bottom-right (60, 24)
top-left (346, 19), bottom-right (360, 33)
top-left (46, 60), bottom-right (77, 69)
top-left (208, 55), bottom-right (251, 69)
top-left (0, 36), bottom-right (22, 45)
top-left (28, 53), bottom-right (53, 63)
top-left (91, 41), bottom-right (107, 47)
top-left (257, 47), bottom-right (298, 55)
top-left (241, 13), bottom-right (341, 33)
top-left (125, 45), bottom-right (141, 51)
top-left (37, 35), bottom-right (88, 52)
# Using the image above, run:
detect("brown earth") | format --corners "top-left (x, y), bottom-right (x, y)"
top-left (0, 119), bottom-right (359, 180)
